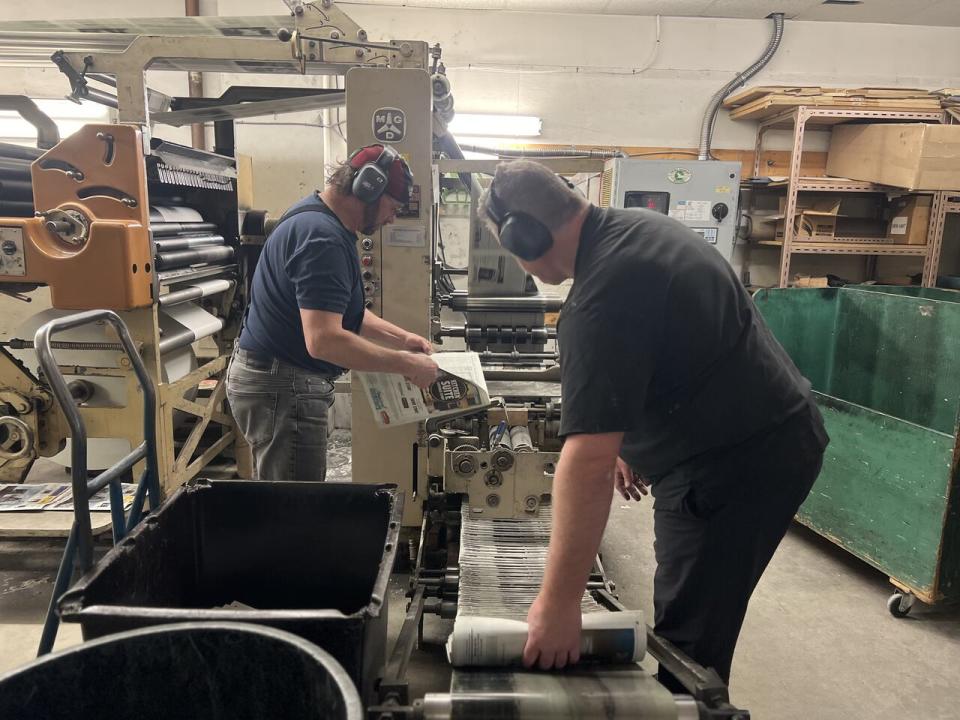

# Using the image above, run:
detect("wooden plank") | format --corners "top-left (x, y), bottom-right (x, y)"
top-left (163, 355), bottom-right (228, 398)
top-left (0, 511), bottom-right (113, 538)
top-left (182, 431), bottom-right (235, 483)
top-left (724, 85), bottom-right (935, 108)
top-left (171, 395), bottom-right (232, 426)
top-left (731, 95), bottom-right (941, 122)
top-left (173, 377), bottom-right (227, 474)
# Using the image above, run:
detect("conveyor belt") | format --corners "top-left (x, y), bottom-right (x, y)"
top-left (421, 503), bottom-right (696, 720)
top-left (457, 503), bottom-right (604, 619)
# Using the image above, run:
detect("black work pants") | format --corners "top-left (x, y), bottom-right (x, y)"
top-left (650, 403), bottom-right (827, 692)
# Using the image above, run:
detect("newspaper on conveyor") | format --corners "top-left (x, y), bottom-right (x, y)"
top-left (356, 351), bottom-right (490, 427)
top-left (446, 610), bottom-right (646, 668)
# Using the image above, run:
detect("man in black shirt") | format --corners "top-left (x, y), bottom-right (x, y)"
top-left (227, 145), bottom-right (438, 481)
top-left (479, 160), bottom-right (827, 691)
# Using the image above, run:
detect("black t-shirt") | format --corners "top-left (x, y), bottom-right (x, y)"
top-left (239, 193), bottom-right (364, 375)
top-left (558, 205), bottom-right (817, 477)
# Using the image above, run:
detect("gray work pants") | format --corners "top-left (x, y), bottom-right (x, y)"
top-left (225, 348), bottom-right (336, 481)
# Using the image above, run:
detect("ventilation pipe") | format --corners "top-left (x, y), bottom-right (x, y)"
top-left (185, 0), bottom-right (205, 151)
top-left (698, 13), bottom-right (785, 160)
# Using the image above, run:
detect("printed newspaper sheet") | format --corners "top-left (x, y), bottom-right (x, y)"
top-left (356, 351), bottom-right (490, 427)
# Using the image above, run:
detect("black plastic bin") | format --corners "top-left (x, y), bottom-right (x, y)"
top-left (57, 480), bottom-right (402, 704)
top-left (0, 622), bottom-right (362, 720)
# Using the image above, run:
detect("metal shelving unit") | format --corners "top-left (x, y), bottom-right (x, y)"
top-left (750, 106), bottom-right (950, 287)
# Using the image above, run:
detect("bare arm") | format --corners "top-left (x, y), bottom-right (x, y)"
top-left (359, 309), bottom-right (432, 353)
top-left (523, 431), bottom-right (622, 669)
top-left (300, 309), bottom-right (437, 386)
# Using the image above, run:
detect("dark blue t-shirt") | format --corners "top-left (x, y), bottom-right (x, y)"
top-left (239, 193), bottom-right (364, 375)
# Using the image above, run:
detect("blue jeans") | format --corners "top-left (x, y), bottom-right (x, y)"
top-left (226, 348), bottom-right (336, 481)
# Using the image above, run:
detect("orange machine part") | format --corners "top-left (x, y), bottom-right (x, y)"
top-left (0, 123), bottom-right (155, 309)
top-left (1, 217), bottom-right (154, 310)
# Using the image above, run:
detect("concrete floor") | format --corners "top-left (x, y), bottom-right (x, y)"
top-left (2, 448), bottom-right (959, 718)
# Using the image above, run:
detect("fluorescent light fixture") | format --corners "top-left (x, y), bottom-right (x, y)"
top-left (822, 1), bottom-right (863, 5)
top-left (0, 99), bottom-right (110, 144)
top-left (447, 113), bottom-right (542, 138)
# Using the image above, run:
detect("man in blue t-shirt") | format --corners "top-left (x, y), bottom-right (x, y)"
top-left (227, 145), bottom-right (438, 481)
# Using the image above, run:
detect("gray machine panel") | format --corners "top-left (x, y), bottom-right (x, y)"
top-left (603, 159), bottom-right (741, 262)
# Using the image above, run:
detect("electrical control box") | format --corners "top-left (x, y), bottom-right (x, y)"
top-left (588, 159), bottom-right (742, 262)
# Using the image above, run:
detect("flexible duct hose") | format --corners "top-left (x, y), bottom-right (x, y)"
top-left (698, 13), bottom-right (785, 160)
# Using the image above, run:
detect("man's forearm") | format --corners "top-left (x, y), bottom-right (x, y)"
top-left (541, 446), bottom-right (616, 606)
top-left (311, 327), bottom-right (411, 374)
top-left (359, 310), bottom-right (412, 350)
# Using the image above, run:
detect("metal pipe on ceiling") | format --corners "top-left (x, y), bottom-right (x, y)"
top-left (185, 0), bottom-right (206, 151)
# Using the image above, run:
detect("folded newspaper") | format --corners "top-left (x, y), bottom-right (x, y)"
top-left (0, 482), bottom-right (137, 512)
top-left (446, 611), bottom-right (646, 667)
top-left (356, 351), bottom-right (490, 427)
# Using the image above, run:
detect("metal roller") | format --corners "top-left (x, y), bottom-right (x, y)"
top-left (150, 221), bottom-right (219, 237)
top-left (155, 245), bottom-right (235, 271)
top-left (153, 234), bottom-right (225, 251)
top-left (0, 178), bottom-right (34, 201)
top-left (445, 293), bottom-right (563, 313)
top-left (0, 141), bottom-right (43, 161)
top-left (508, 425), bottom-right (533, 452)
top-left (0, 157), bottom-right (32, 173)
top-left (0, 200), bottom-right (34, 217)
top-left (149, 205), bottom-right (204, 223)
top-left (478, 351), bottom-right (558, 363)
top-left (440, 325), bottom-right (557, 344)
top-left (158, 279), bottom-right (234, 308)
top-left (158, 303), bottom-right (225, 354)
top-left (488, 423), bottom-right (513, 451)
top-left (419, 671), bottom-right (695, 720)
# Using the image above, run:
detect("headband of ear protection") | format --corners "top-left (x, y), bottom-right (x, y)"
top-left (350, 144), bottom-right (402, 204)
top-left (485, 175), bottom-right (576, 262)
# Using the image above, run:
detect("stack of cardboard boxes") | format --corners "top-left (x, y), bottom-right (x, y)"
top-left (818, 122), bottom-right (960, 245)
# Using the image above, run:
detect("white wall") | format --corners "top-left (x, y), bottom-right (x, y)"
top-left (341, 6), bottom-right (960, 150)
top-left (2, 2), bottom-right (959, 278)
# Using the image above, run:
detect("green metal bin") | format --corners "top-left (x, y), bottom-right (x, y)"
top-left (754, 285), bottom-right (960, 614)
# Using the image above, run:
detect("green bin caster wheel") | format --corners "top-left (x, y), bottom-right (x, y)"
top-left (887, 591), bottom-right (915, 618)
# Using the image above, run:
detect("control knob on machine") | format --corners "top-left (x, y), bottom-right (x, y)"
top-left (1, 240), bottom-right (17, 256)
top-left (712, 203), bottom-right (729, 221)
top-left (361, 255), bottom-right (373, 267)
top-left (362, 270), bottom-right (374, 281)
top-left (361, 238), bottom-right (374, 251)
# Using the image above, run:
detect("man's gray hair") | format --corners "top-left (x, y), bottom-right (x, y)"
top-left (477, 160), bottom-right (587, 237)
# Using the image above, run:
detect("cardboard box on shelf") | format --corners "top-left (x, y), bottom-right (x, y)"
top-left (827, 123), bottom-right (960, 191)
top-left (765, 197), bottom-right (842, 241)
top-left (793, 275), bottom-right (831, 288)
top-left (886, 194), bottom-right (932, 245)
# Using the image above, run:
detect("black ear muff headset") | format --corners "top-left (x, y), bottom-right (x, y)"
top-left (350, 144), bottom-right (402, 204)
top-left (485, 175), bottom-right (576, 262)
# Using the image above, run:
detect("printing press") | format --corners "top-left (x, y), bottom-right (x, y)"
top-left (0, 4), bottom-right (749, 717)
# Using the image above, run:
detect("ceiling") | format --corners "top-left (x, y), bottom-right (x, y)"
top-left (338, 0), bottom-right (960, 27)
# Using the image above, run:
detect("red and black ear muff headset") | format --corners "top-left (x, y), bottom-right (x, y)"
top-left (349, 144), bottom-right (411, 204)
top-left (484, 175), bottom-right (576, 262)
